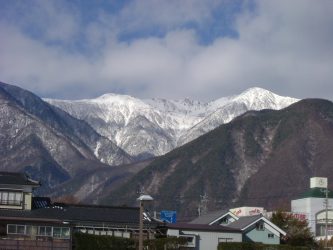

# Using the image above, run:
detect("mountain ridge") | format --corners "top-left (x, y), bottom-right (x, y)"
top-left (0, 82), bottom-right (133, 193)
top-left (100, 98), bottom-right (333, 219)
top-left (45, 87), bottom-right (299, 158)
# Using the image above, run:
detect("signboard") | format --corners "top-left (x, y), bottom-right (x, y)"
top-left (291, 213), bottom-right (307, 221)
top-left (160, 210), bottom-right (177, 223)
top-left (230, 207), bottom-right (264, 217)
top-left (310, 177), bottom-right (327, 188)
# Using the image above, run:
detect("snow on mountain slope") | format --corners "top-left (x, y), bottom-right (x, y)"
top-left (177, 88), bottom-right (299, 145)
top-left (45, 87), bottom-right (299, 158)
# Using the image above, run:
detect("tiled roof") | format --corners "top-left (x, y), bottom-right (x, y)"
top-left (0, 172), bottom-right (40, 186)
top-left (0, 204), bottom-right (161, 228)
top-left (227, 214), bottom-right (262, 230)
top-left (189, 209), bottom-right (229, 224)
top-left (167, 223), bottom-right (241, 233)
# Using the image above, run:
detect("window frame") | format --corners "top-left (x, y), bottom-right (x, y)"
top-left (0, 190), bottom-right (23, 206)
top-left (256, 222), bottom-right (265, 231)
top-left (7, 224), bottom-right (27, 235)
top-left (268, 233), bottom-right (275, 238)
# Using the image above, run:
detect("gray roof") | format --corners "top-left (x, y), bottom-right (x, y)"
top-left (0, 172), bottom-right (40, 186)
top-left (0, 204), bottom-right (159, 228)
top-left (189, 209), bottom-right (229, 224)
top-left (227, 214), bottom-right (262, 230)
top-left (167, 223), bottom-right (241, 233)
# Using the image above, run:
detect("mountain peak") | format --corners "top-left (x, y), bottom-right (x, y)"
top-left (237, 87), bottom-right (275, 99)
top-left (46, 87), bottom-right (299, 158)
top-left (232, 87), bottom-right (299, 110)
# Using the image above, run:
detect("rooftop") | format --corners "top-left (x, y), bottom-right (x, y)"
top-left (167, 222), bottom-right (241, 233)
top-left (300, 187), bottom-right (333, 199)
top-left (0, 203), bottom-right (161, 228)
top-left (189, 209), bottom-right (229, 224)
top-left (0, 172), bottom-right (40, 186)
top-left (227, 214), bottom-right (262, 230)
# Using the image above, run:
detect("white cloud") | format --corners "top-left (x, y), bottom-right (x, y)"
top-left (0, 0), bottom-right (333, 101)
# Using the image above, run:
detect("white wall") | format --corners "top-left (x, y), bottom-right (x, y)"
top-left (291, 197), bottom-right (333, 235)
top-left (167, 228), bottom-right (242, 250)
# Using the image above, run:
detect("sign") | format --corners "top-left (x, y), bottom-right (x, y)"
top-left (160, 210), bottom-right (177, 223)
top-left (230, 207), bottom-right (264, 217)
top-left (291, 213), bottom-right (307, 221)
top-left (310, 177), bottom-right (327, 188)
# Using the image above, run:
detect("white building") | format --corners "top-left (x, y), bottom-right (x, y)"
top-left (291, 177), bottom-right (333, 239)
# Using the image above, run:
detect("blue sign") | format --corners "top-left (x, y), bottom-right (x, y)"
top-left (160, 210), bottom-right (177, 223)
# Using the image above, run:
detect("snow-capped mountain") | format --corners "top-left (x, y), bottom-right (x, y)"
top-left (177, 88), bottom-right (298, 145)
top-left (45, 87), bottom-right (299, 159)
top-left (0, 82), bottom-right (132, 192)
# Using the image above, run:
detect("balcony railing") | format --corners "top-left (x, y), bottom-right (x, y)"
top-left (0, 200), bottom-right (22, 206)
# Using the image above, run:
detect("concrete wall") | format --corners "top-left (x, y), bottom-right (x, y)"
top-left (24, 192), bottom-right (32, 210)
top-left (292, 197), bottom-right (333, 236)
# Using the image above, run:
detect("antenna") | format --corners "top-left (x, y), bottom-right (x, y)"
top-left (198, 193), bottom-right (209, 216)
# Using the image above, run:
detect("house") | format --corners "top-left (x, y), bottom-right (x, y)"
top-left (0, 171), bottom-right (40, 210)
top-left (227, 214), bottom-right (286, 245)
top-left (188, 208), bottom-right (286, 245)
top-left (0, 171), bottom-right (161, 249)
top-left (291, 177), bottom-right (333, 240)
top-left (189, 210), bottom-right (238, 226)
top-left (167, 223), bottom-right (242, 250)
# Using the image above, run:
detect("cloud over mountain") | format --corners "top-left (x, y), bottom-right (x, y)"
top-left (1, 0), bottom-right (333, 101)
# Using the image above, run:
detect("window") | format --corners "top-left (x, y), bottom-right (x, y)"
top-left (0, 191), bottom-right (23, 206)
top-left (53, 227), bottom-right (70, 239)
top-left (219, 217), bottom-right (229, 225)
top-left (256, 222), bottom-right (264, 231)
top-left (7, 224), bottom-right (26, 235)
top-left (38, 226), bottom-right (52, 236)
top-left (218, 237), bottom-right (233, 243)
top-left (268, 233), bottom-right (274, 238)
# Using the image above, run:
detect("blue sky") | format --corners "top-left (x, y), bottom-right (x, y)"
top-left (0, 0), bottom-right (333, 101)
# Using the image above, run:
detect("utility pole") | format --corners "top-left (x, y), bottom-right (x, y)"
top-left (322, 186), bottom-right (329, 248)
top-left (325, 187), bottom-right (328, 248)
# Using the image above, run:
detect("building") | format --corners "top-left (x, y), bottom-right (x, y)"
top-left (0, 171), bottom-right (40, 210)
top-left (0, 171), bottom-right (161, 249)
top-left (291, 177), bottom-right (333, 239)
top-left (227, 214), bottom-right (286, 245)
top-left (189, 210), bottom-right (238, 226)
top-left (167, 223), bottom-right (242, 250)
top-left (188, 207), bottom-right (286, 246)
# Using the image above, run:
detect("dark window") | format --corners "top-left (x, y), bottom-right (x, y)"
top-left (268, 233), bottom-right (274, 238)
top-left (53, 227), bottom-right (70, 239)
top-left (256, 222), bottom-right (264, 231)
top-left (38, 226), bottom-right (52, 236)
top-left (7, 224), bottom-right (26, 235)
top-left (219, 217), bottom-right (229, 225)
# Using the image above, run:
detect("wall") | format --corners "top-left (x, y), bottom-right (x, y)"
top-left (168, 228), bottom-right (242, 250)
top-left (291, 197), bottom-right (333, 236)
top-left (245, 226), bottom-right (280, 245)
top-left (0, 239), bottom-right (70, 250)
